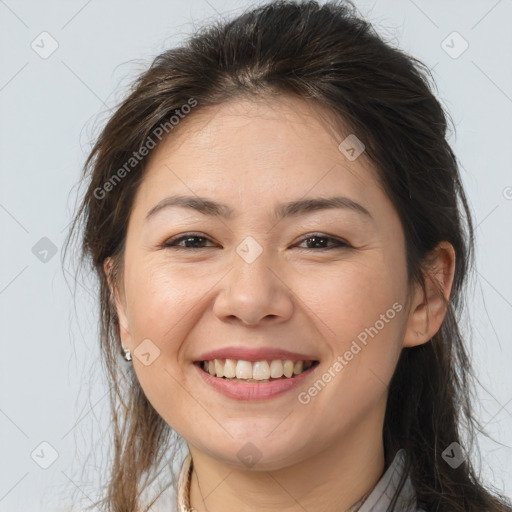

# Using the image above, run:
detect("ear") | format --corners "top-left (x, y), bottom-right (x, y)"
top-left (103, 257), bottom-right (132, 350)
top-left (403, 241), bottom-right (456, 348)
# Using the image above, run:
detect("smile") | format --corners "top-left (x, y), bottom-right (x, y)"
top-left (193, 359), bottom-right (320, 400)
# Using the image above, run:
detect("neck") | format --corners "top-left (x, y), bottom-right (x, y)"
top-left (187, 405), bottom-right (386, 512)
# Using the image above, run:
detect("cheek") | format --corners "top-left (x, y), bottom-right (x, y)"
top-left (303, 255), bottom-right (405, 333)
top-left (296, 256), bottom-right (406, 384)
top-left (127, 268), bottom-right (196, 341)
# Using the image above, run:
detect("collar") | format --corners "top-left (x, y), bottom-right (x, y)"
top-left (176, 448), bottom-right (419, 512)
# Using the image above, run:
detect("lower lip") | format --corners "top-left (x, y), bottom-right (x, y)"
top-left (193, 362), bottom-right (318, 401)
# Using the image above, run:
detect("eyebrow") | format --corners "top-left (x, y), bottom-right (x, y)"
top-left (145, 194), bottom-right (373, 222)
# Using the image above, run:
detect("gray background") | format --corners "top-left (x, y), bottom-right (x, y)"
top-left (1, 0), bottom-right (511, 510)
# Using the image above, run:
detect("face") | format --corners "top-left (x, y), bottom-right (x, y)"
top-left (109, 95), bottom-right (414, 470)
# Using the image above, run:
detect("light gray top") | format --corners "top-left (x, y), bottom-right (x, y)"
top-left (357, 449), bottom-right (426, 512)
top-left (174, 448), bottom-right (426, 512)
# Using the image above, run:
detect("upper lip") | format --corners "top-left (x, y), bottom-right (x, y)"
top-left (194, 347), bottom-right (319, 363)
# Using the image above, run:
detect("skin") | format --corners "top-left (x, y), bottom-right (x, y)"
top-left (105, 95), bottom-right (455, 512)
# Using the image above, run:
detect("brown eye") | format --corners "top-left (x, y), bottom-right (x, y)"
top-left (163, 233), bottom-right (215, 249)
top-left (296, 233), bottom-right (350, 250)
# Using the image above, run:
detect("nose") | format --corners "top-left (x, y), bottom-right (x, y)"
top-left (212, 251), bottom-right (294, 326)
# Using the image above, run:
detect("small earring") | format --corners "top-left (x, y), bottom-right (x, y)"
top-left (121, 343), bottom-right (132, 362)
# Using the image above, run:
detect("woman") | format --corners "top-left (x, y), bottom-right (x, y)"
top-left (64, 1), bottom-right (512, 511)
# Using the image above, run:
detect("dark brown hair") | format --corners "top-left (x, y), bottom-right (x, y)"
top-left (64, 1), bottom-right (512, 510)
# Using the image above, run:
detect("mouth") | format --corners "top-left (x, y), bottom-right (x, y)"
top-left (193, 358), bottom-right (320, 383)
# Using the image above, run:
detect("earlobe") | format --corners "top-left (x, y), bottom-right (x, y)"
top-left (103, 257), bottom-right (132, 349)
top-left (402, 241), bottom-right (456, 348)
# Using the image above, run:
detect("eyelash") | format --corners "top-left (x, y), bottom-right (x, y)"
top-left (161, 232), bottom-right (351, 251)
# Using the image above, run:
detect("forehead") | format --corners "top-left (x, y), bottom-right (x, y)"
top-left (131, 96), bottom-right (383, 219)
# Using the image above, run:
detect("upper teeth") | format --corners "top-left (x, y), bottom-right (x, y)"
top-left (202, 359), bottom-right (314, 379)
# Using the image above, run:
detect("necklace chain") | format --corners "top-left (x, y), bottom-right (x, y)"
top-left (182, 456), bottom-right (371, 512)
